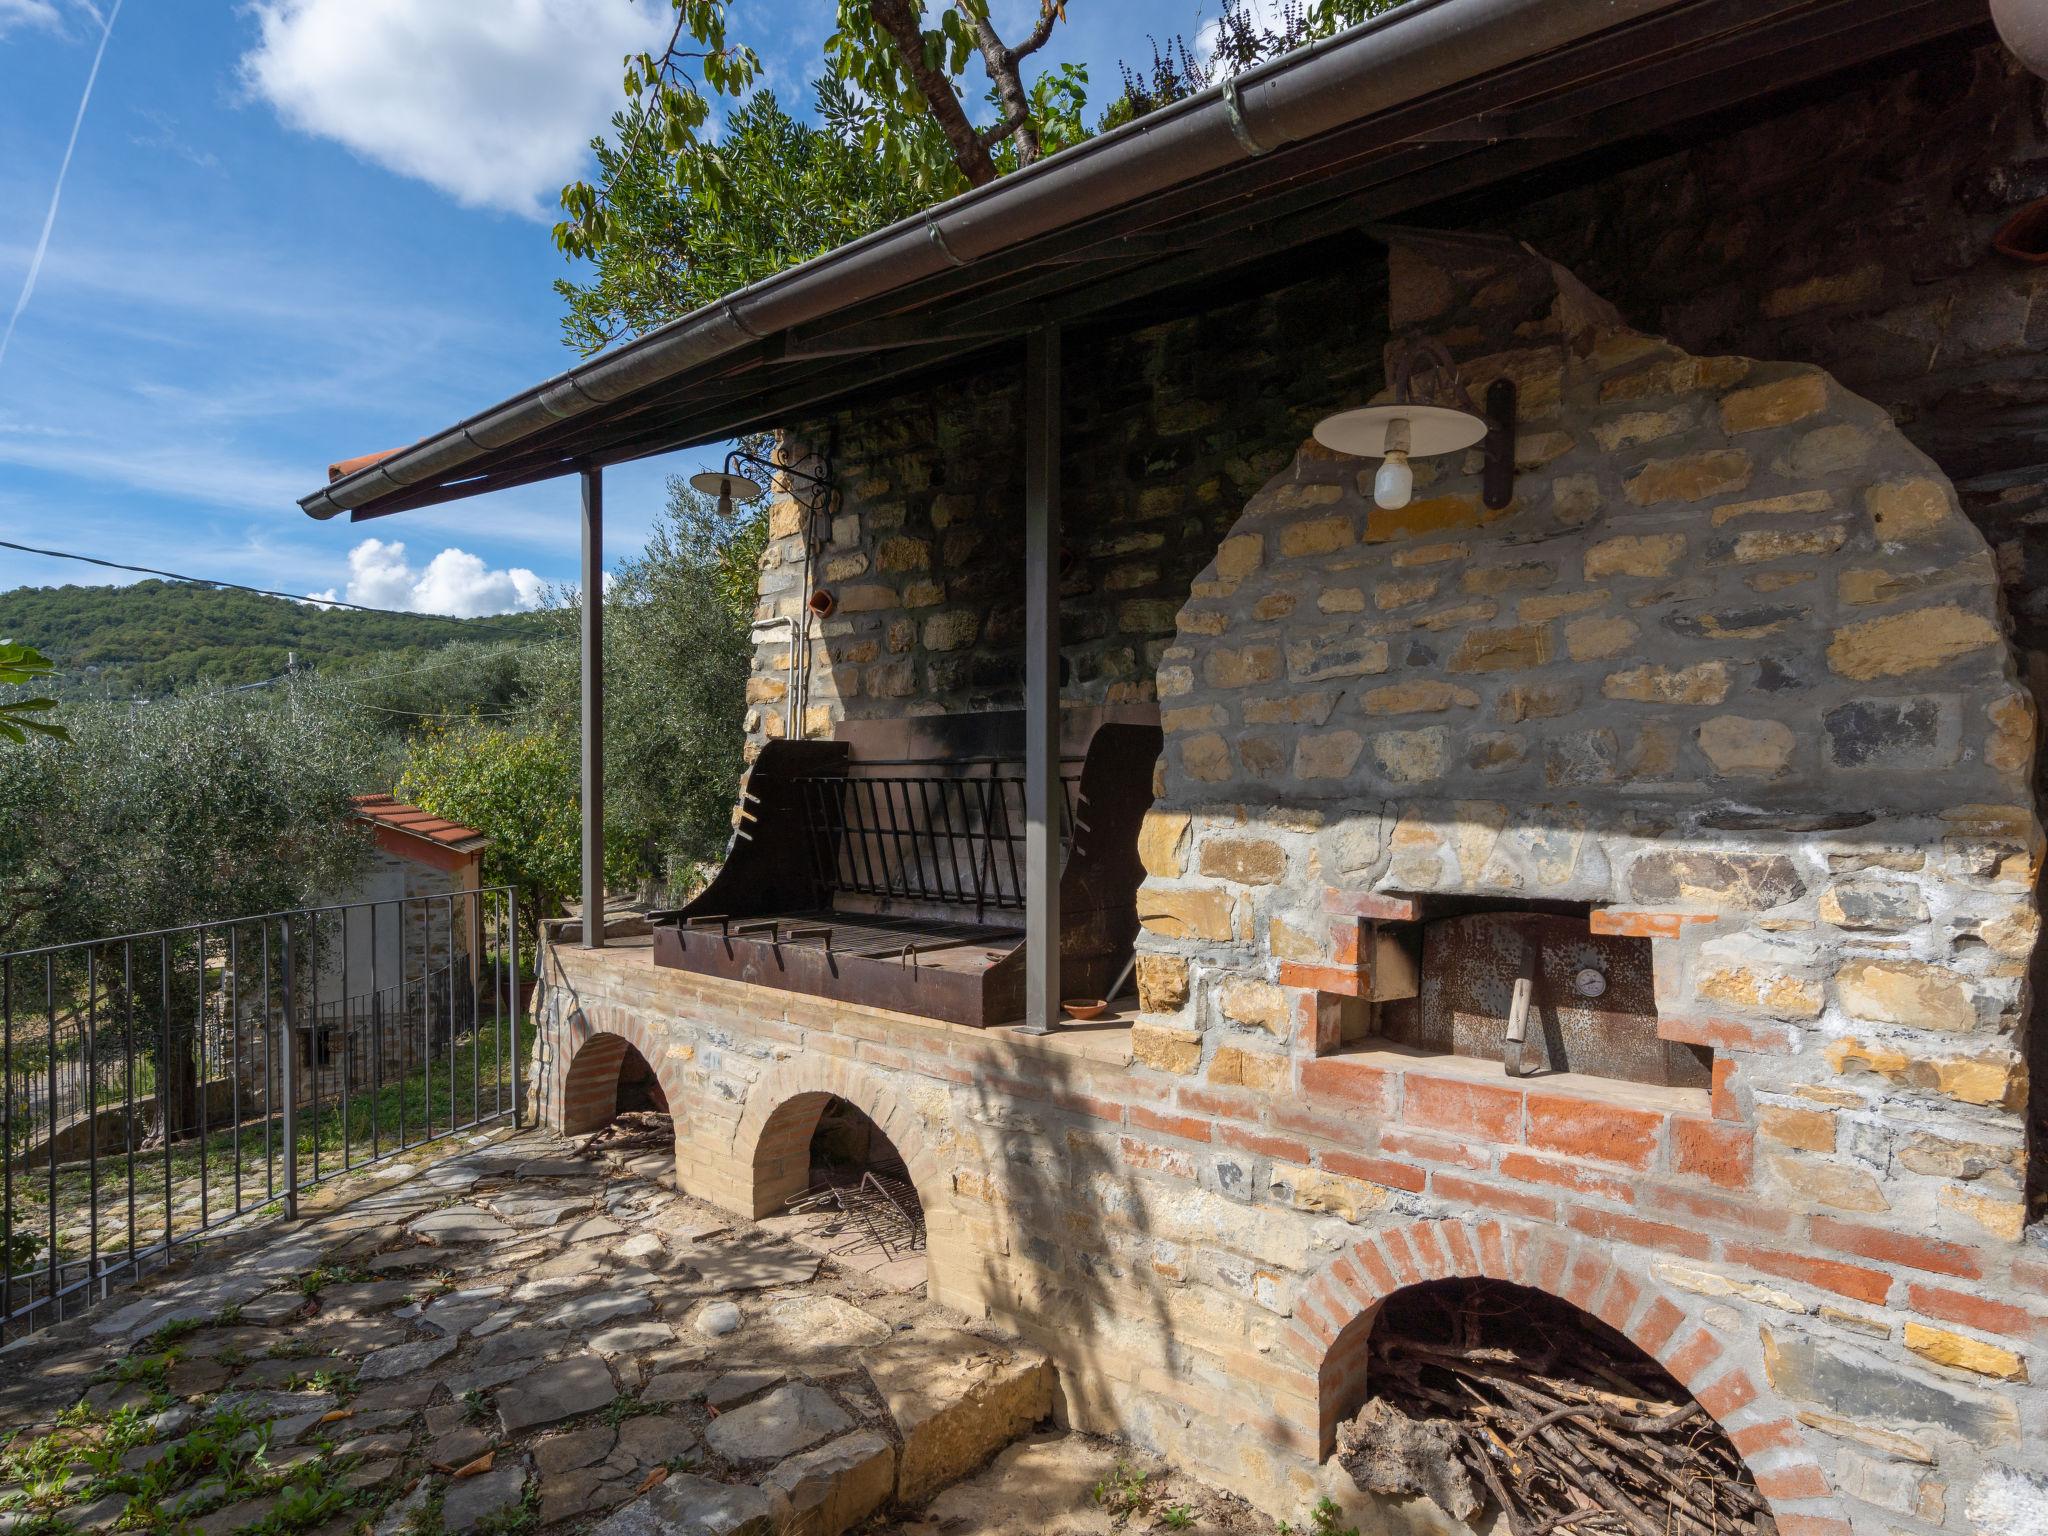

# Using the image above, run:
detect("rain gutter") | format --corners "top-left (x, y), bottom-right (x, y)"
top-left (300, 0), bottom-right (1694, 521)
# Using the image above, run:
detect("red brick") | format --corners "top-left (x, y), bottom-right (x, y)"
top-left (1776, 1518), bottom-right (1853, 1536)
top-left (1671, 1117), bottom-right (1753, 1191)
top-left (1121, 1137), bottom-right (1197, 1178)
top-left (1269, 1100), bottom-right (1374, 1146)
top-left (1418, 1222), bottom-right (1458, 1276)
top-left (1129, 1104), bottom-right (1215, 1143)
top-left (1725, 1242), bottom-right (1892, 1305)
top-left (1661, 1326), bottom-right (1723, 1385)
top-left (1656, 1014), bottom-right (1798, 1053)
top-left (1906, 1282), bottom-right (2044, 1342)
top-left (1810, 1216), bottom-right (1983, 1280)
top-left (1177, 1083), bottom-right (1261, 1123)
top-left (1729, 1417), bottom-right (1803, 1457)
top-left (1441, 1220), bottom-right (1479, 1277)
top-left (1217, 1124), bottom-right (1312, 1164)
top-left (1590, 908), bottom-right (1687, 940)
top-left (1380, 1229), bottom-right (1423, 1286)
top-left (1597, 1271), bottom-right (1642, 1333)
top-left (1499, 1151), bottom-right (1638, 1205)
top-left (1640, 1182), bottom-right (1792, 1238)
top-left (1711, 1057), bottom-right (1740, 1121)
top-left (1299, 1057), bottom-right (1399, 1117)
top-left (1567, 1207), bottom-right (1712, 1261)
top-left (1476, 1221), bottom-right (1508, 1278)
top-left (1526, 1091), bottom-right (1664, 1169)
top-left (1755, 1464), bottom-right (1831, 1502)
top-left (1380, 1127), bottom-right (1489, 1170)
top-left (1527, 1233), bottom-right (1570, 1295)
top-left (1321, 1148), bottom-right (1428, 1194)
top-left (1634, 1296), bottom-right (1686, 1355)
top-left (1330, 1251), bottom-right (1374, 1308)
top-left (1695, 1366), bottom-right (1758, 1420)
top-left (1562, 1250), bottom-right (1608, 1311)
top-left (1403, 1075), bottom-right (1523, 1142)
top-left (1355, 1240), bottom-right (1398, 1296)
top-left (1278, 962), bottom-right (1362, 996)
top-left (1323, 889), bottom-right (1420, 921)
top-left (1432, 1172), bottom-right (1558, 1223)
top-left (2015, 1254), bottom-right (2048, 1297)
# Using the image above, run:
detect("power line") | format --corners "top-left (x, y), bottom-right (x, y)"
top-left (0, 538), bottom-right (495, 619)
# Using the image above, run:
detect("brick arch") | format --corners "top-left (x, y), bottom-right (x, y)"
top-left (547, 1000), bottom-right (693, 1138)
top-left (1284, 1218), bottom-right (1837, 1527)
top-left (726, 1054), bottom-right (970, 1308)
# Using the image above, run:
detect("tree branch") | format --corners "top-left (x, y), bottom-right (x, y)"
top-left (962, 1), bottom-right (1046, 165)
top-left (868, 0), bottom-right (1000, 185)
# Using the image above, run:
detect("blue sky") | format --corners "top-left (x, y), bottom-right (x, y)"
top-left (0, 0), bottom-right (1201, 617)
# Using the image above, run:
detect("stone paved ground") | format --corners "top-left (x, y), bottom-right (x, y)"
top-left (0, 1126), bottom-right (1055, 1536)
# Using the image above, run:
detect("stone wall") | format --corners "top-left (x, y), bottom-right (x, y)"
top-left (744, 272), bottom-right (1388, 745)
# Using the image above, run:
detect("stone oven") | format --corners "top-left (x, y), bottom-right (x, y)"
top-left (1130, 230), bottom-right (2041, 1524)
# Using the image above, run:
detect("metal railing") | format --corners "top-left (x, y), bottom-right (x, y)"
top-left (0, 886), bottom-right (523, 1344)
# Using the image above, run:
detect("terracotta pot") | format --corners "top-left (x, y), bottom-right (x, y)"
top-left (1994, 198), bottom-right (2048, 264)
top-left (1062, 998), bottom-right (1108, 1020)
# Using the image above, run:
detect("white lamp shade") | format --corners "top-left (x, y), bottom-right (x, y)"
top-left (688, 469), bottom-right (766, 503)
top-left (1313, 403), bottom-right (1488, 459)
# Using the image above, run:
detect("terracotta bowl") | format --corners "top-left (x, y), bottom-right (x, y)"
top-left (1062, 998), bottom-right (1108, 1021)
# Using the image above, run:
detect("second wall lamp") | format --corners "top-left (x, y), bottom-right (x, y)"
top-left (1313, 334), bottom-right (1517, 512)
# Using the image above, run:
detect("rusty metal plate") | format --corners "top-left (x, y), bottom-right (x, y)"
top-left (1397, 912), bottom-right (1709, 1089)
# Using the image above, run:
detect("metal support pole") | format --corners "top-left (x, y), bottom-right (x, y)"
top-left (1019, 327), bottom-right (1061, 1035)
top-left (580, 466), bottom-right (606, 949)
top-left (278, 919), bottom-right (298, 1219)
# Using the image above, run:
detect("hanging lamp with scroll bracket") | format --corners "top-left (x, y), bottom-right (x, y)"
top-left (1312, 334), bottom-right (1518, 512)
top-left (686, 447), bottom-right (836, 520)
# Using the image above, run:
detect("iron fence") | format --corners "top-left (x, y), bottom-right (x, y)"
top-left (0, 886), bottom-right (523, 1343)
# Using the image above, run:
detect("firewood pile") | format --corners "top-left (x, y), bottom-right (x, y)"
top-left (579, 1109), bottom-right (674, 1154)
top-left (1337, 1280), bottom-right (1772, 1536)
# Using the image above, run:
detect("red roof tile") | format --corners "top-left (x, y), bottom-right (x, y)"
top-left (328, 448), bottom-right (405, 483)
top-left (352, 793), bottom-right (487, 851)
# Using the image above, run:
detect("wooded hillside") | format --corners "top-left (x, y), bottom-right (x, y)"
top-left (0, 580), bottom-right (549, 698)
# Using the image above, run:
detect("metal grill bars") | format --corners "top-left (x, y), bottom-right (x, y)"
top-left (0, 886), bottom-right (523, 1345)
top-left (792, 758), bottom-right (1081, 918)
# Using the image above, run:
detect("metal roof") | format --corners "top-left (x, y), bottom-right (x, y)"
top-left (302, 0), bottom-right (1989, 525)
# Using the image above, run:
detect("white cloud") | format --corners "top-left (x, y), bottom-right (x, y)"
top-left (0, 0), bottom-right (95, 38)
top-left (239, 0), bottom-right (672, 219)
top-left (323, 537), bottom-right (544, 617)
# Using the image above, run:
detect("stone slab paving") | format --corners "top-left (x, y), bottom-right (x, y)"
top-left (0, 1128), bottom-right (1052, 1536)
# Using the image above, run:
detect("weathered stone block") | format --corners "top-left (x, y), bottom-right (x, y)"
top-left (1822, 696), bottom-right (1955, 769)
top-left (1720, 372), bottom-right (1828, 433)
top-left (1624, 450), bottom-right (1752, 506)
top-left (1268, 1164), bottom-right (1388, 1223)
top-left (1629, 852), bottom-right (1805, 909)
top-left (1903, 1324), bottom-right (2027, 1382)
top-left (1278, 515), bottom-right (1355, 558)
top-left (1138, 813), bottom-right (1192, 879)
top-left (1827, 605), bottom-right (2000, 680)
top-left (1762, 1328), bottom-right (2016, 1444)
top-left (1834, 959), bottom-right (1979, 1032)
top-left (1865, 477), bottom-right (1952, 543)
top-left (1286, 634), bottom-right (1389, 682)
top-left (1294, 731), bottom-right (1364, 780)
top-left (1585, 532), bottom-right (1685, 579)
top-left (1361, 680), bottom-right (1478, 714)
top-left (1219, 977), bottom-right (1289, 1035)
top-left (863, 1331), bottom-right (1053, 1505)
top-left (1448, 624), bottom-right (1552, 673)
top-left (1137, 888), bottom-right (1233, 942)
top-left (1601, 661), bottom-right (1731, 705)
top-left (1696, 715), bottom-right (1795, 777)
top-left (1209, 1044), bottom-right (1286, 1090)
top-left (1564, 615), bottom-right (1637, 661)
top-left (1134, 956), bottom-right (1192, 1017)
top-left (1200, 837), bottom-right (1287, 885)
top-left (1133, 1021), bottom-right (1201, 1074)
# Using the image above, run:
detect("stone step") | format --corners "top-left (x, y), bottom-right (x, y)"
top-left (594, 1332), bottom-right (1054, 1536)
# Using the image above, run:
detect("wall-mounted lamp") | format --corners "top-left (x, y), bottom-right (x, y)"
top-left (1312, 335), bottom-right (1517, 512)
top-left (687, 448), bottom-right (835, 519)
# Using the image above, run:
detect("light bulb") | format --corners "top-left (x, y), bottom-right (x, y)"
top-left (1374, 451), bottom-right (1414, 511)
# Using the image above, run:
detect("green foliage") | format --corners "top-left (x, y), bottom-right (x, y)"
top-left (524, 477), bottom-right (764, 885)
top-left (557, 84), bottom-right (937, 354)
top-left (1162, 1506), bottom-right (1196, 1530)
top-left (1278, 1498), bottom-right (1360, 1536)
top-left (0, 641), bottom-right (67, 744)
top-left (0, 687), bottom-right (378, 950)
top-left (0, 580), bottom-right (544, 699)
top-left (1090, 1460), bottom-right (1157, 1527)
top-left (399, 723), bottom-right (629, 943)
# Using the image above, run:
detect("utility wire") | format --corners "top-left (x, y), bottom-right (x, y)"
top-left (0, 538), bottom-right (517, 619)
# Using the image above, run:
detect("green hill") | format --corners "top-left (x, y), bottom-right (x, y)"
top-left (0, 580), bottom-right (553, 699)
